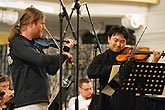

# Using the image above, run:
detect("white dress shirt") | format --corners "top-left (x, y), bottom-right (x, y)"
top-left (68, 94), bottom-right (92, 110)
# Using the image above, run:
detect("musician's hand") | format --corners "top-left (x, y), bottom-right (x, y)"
top-left (3, 89), bottom-right (14, 103)
top-left (64, 38), bottom-right (75, 48)
top-left (0, 89), bottom-right (14, 108)
top-left (63, 52), bottom-right (73, 63)
top-left (152, 50), bottom-right (163, 63)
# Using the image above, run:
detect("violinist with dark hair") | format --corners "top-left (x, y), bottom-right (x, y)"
top-left (87, 25), bottom-right (163, 110)
top-left (8, 7), bottom-right (74, 110)
top-left (0, 74), bottom-right (14, 110)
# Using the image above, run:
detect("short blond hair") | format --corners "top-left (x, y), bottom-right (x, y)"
top-left (78, 78), bottom-right (91, 87)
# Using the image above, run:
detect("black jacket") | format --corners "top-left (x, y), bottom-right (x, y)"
top-left (87, 49), bottom-right (119, 90)
top-left (8, 35), bottom-right (68, 108)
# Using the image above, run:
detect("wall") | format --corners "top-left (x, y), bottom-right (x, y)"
top-left (137, 0), bottom-right (165, 63)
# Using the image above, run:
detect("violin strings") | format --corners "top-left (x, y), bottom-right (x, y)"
top-left (44, 26), bottom-right (60, 49)
top-left (128, 26), bottom-right (147, 61)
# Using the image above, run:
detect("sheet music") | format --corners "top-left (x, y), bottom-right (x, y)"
top-left (162, 85), bottom-right (165, 96)
top-left (101, 65), bottom-right (120, 96)
top-left (108, 65), bottom-right (120, 83)
top-left (101, 85), bottom-right (115, 96)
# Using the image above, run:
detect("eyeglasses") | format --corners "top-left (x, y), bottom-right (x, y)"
top-left (80, 87), bottom-right (93, 91)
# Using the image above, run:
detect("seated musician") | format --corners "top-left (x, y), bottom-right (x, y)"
top-left (0, 73), bottom-right (14, 110)
top-left (68, 78), bottom-right (93, 110)
top-left (87, 25), bottom-right (163, 110)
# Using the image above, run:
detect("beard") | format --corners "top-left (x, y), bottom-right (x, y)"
top-left (33, 32), bottom-right (43, 39)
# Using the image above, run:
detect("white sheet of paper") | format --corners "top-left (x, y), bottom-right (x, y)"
top-left (101, 85), bottom-right (115, 96)
top-left (101, 65), bottom-right (120, 96)
top-left (108, 65), bottom-right (120, 83)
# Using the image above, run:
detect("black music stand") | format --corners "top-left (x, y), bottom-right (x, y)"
top-left (120, 61), bottom-right (165, 96)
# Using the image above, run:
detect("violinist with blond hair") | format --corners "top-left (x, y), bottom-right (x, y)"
top-left (8, 7), bottom-right (74, 110)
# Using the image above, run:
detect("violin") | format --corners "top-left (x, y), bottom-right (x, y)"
top-left (33, 26), bottom-right (75, 64)
top-left (116, 27), bottom-right (164, 63)
top-left (34, 38), bottom-right (60, 49)
top-left (116, 47), bottom-right (165, 62)
top-left (34, 25), bottom-right (76, 50)
top-left (34, 37), bottom-right (76, 50)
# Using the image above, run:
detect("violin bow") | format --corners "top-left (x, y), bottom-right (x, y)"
top-left (127, 26), bottom-right (147, 61)
top-left (45, 26), bottom-right (60, 49)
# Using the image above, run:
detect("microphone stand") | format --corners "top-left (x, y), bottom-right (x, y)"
top-left (59, 4), bottom-right (64, 110)
top-left (59, 0), bottom-right (77, 41)
top-left (84, 3), bottom-right (102, 109)
top-left (61, 1), bottom-right (78, 40)
top-left (84, 3), bottom-right (102, 54)
top-left (58, 0), bottom-right (79, 110)
top-left (73, 1), bottom-right (80, 110)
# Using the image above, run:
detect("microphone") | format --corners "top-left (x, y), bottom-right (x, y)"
top-left (55, 39), bottom-right (77, 47)
top-left (71, 0), bottom-right (81, 10)
top-left (62, 74), bottom-right (74, 88)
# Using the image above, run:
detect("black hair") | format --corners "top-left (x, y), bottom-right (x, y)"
top-left (107, 25), bottom-right (129, 40)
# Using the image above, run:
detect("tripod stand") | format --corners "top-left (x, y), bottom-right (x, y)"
top-left (50, 0), bottom-right (80, 110)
